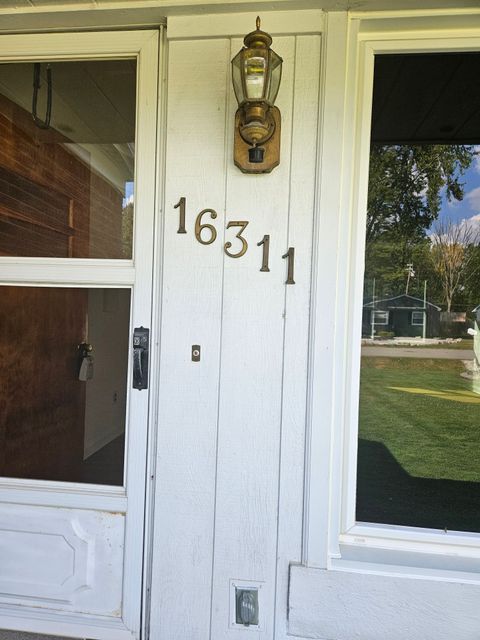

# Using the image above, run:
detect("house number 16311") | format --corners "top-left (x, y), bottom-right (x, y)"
top-left (173, 197), bottom-right (295, 284)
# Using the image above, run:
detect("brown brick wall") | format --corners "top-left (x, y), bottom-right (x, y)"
top-left (0, 92), bottom-right (124, 258)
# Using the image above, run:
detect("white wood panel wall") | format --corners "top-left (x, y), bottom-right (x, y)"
top-left (149, 23), bottom-right (321, 640)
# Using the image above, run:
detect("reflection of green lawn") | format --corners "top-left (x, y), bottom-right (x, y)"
top-left (357, 357), bottom-right (480, 532)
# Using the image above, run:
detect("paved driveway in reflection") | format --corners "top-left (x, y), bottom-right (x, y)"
top-left (362, 347), bottom-right (474, 359)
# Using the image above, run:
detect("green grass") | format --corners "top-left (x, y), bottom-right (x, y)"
top-left (357, 357), bottom-right (480, 532)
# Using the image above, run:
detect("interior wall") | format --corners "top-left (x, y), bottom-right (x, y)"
top-left (149, 16), bottom-right (321, 640)
top-left (83, 288), bottom-right (130, 459)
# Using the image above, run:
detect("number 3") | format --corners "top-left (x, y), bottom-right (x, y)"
top-left (224, 221), bottom-right (249, 258)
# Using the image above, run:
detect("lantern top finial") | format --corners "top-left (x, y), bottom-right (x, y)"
top-left (243, 16), bottom-right (272, 49)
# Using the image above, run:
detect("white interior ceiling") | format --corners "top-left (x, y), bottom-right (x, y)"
top-left (371, 52), bottom-right (480, 144)
top-left (0, 60), bottom-right (136, 191)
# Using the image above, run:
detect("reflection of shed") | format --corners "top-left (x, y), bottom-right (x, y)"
top-left (363, 294), bottom-right (441, 338)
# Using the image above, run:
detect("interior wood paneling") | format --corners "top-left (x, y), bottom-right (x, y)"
top-left (0, 286), bottom-right (87, 482)
top-left (0, 165), bottom-right (72, 257)
top-left (0, 91), bottom-right (124, 259)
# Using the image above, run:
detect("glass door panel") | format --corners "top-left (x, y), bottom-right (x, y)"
top-left (0, 59), bottom-right (136, 258)
top-left (0, 285), bottom-right (130, 486)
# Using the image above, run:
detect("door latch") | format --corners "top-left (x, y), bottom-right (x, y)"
top-left (133, 327), bottom-right (149, 390)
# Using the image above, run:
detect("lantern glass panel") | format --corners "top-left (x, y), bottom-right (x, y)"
top-left (231, 50), bottom-right (244, 104)
top-left (266, 50), bottom-right (282, 105)
top-left (244, 48), bottom-right (268, 100)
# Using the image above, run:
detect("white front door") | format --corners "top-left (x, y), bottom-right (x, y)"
top-left (0, 30), bottom-right (159, 640)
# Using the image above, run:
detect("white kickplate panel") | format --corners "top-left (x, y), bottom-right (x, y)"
top-left (0, 503), bottom-right (124, 617)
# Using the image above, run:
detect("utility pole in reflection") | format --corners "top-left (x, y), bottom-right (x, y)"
top-left (371, 278), bottom-right (376, 340)
top-left (423, 279), bottom-right (427, 340)
top-left (405, 263), bottom-right (415, 295)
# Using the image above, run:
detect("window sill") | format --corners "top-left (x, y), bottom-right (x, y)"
top-left (334, 522), bottom-right (480, 583)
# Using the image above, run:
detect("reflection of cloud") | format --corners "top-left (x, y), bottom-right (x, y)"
top-left (474, 146), bottom-right (480, 174)
top-left (463, 213), bottom-right (480, 233)
top-left (122, 193), bottom-right (134, 208)
top-left (467, 187), bottom-right (480, 213)
top-left (429, 213), bottom-right (480, 241)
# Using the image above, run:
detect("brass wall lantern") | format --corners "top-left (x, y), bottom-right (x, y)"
top-left (231, 17), bottom-right (283, 174)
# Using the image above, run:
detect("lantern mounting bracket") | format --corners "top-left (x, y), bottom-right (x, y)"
top-left (234, 106), bottom-right (281, 174)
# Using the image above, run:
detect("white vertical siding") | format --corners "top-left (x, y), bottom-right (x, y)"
top-left (150, 37), bottom-right (231, 639)
top-left (150, 25), bottom-right (321, 640)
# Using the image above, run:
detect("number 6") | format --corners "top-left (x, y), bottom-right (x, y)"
top-left (195, 209), bottom-right (218, 245)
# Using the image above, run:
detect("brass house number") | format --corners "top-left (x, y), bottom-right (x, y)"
top-left (173, 197), bottom-right (295, 284)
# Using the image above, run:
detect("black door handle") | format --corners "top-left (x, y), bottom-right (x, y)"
top-left (133, 327), bottom-right (149, 390)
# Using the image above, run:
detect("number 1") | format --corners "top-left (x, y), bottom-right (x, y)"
top-left (282, 247), bottom-right (295, 284)
top-left (174, 197), bottom-right (187, 234)
top-left (257, 235), bottom-right (270, 272)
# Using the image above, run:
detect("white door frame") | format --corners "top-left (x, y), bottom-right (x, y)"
top-left (0, 29), bottom-right (161, 640)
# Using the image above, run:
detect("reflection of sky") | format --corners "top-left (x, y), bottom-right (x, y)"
top-left (438, 147), bottom-right (480, 229)
top-left (122, 181), bottom-right (134, 208)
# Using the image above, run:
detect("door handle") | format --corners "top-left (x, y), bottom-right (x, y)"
top-left (133, 327), bottom-right (149, 390)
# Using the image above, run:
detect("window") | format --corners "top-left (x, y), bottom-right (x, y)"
top-left (371, 310), bottom-right (389, 325)
top-left (411, 311), bottom-right (424, 326)
top-left (356, 51), bottom-right (480, 536)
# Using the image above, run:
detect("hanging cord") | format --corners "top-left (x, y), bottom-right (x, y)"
top-left (32, 62), bottom-right (52, 129)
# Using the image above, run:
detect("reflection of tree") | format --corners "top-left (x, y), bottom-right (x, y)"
top-left (365, 144), bottom-right (478, 307)
top-left (430, 219), bottom-right (480, 312)
top-left (367, 144), bottom-right (475, 246)
top-left (122, 202), bottom-right (133, 258)
top-left (364, 234), bottom-right (436, 301)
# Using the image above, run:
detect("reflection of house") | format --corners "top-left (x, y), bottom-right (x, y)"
top-left (363, 294), bottom-right (441, 338)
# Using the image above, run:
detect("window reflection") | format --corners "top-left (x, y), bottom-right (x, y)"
top-left (0, 60), bottom-right (136, 258)
top-left (356, 53), bottom-right (480, 533)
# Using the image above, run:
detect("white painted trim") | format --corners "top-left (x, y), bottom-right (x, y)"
top-left (352, 7), bottom-right (480, 19)
top-left (305, 10), bottom-right (480, 578)
top-left (0, 29), bottom-right (157, 59)
top-left (0, 480), bottom-right (126, 512)
top-left (121, 28), bottom-right (159, 637)
top-left (0, 0), bottom-right (318, 17)
top-left (141, 23), bottom-right (168, 640)
top-left (343, 522), bottom-right (480, 554)
top-left (167, 9), bottom-right (324, 39)
top-left (0, 260), bottom-right (135, 286)
top-left (303, 10), bottom-right (351, 570)
top-left (0, 605), bottom-right (136, 640)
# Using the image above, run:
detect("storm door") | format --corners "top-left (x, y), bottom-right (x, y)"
top-left (0, 31), bottom-right (159, 640)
